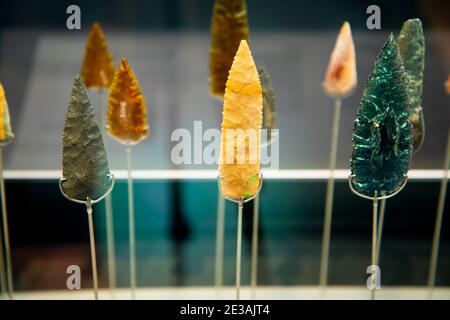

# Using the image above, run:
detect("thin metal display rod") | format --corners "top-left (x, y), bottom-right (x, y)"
top-left (0, 148), bottom-right (13, 300)
top-left (250, 194), bottom-right (260, 300)
top-left (86, 201), bottom-right (99, 300)
top-left (427, 126), bottom-right (450, 296)
top-left (214, 194), bottom-right (226, 287)
top-left (371, 194), bottom-right (378, 301)
top-left (236, 201), bottom-right (243, 300)
top-left (376, 199), bottom-right (387, 266)
top-left (319, 98), bottom-right (342, 287)
top-left (126, 144), bottom-right (137, 300)
top-left (104, 196), bottom-right (116, 288)
top-left (0, 199), bottom-right (6, 295)
top-left (99, 90), bottom-right (117, 289)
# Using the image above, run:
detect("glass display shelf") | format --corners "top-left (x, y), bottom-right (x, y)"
top-left (10, 286), bottom-right (450, 300)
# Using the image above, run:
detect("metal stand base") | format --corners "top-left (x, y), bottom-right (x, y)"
top-left (250, 194), bottom-right (260, 299)
top-left (349, 175), bottom-right (407, 300)
top-left (427, 126), bottom-right (450, 298)
top-left (319, 98), bottom-right (342, 287)
top-left (218, 174), bottom-right (263, 300)
top-left (59, 174), bottom-right (115, 300)
top-left (126, 144), bottom-right (137, 300)
top-left (214, 194), bottom-right (226, 287)
top-left (98, 89), bottom-right (117, 290)
top-left (0, 148), bottom-right (13, 299)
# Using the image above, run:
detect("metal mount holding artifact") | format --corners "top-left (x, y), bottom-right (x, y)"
top-left (217, 173), bottom-right (263, 300)
top-left (59, 173), bottom-right (115, 300)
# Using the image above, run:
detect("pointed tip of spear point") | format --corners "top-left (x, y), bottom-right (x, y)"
top-left (91, 22), bottom-right (102, 32)
top-left (239, 39), bottom-right (249, 48)
top-left (404, 18), bottom-right (422, 26)
top-left (341, 21), bottom-right (351, 32)
top-left (120, 57), bottom-right (129, 67)
top-left (237, 40), bottom-right (250, 54)
top-left (74, 74), bottom-right (83, 83)
top-left (387, 33), bottom-right (396, 41)
top-left (335, 21), bottom-right (352, 43)
top-left (382, 34), bottom-right (398, 53)
top-left (234, 40), bottom-right (254, 64)
top-left (72, 74), bottom-right (88, 92)
top-left (116, 58), bottom-right (134, 77)
top-left (88, 22), bottom-right (104, 38)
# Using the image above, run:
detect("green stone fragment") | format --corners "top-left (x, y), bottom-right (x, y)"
top-left (396, 18), bottom-right (425, 152)
top-left (61, 75), bottom-right (112, 202)
top-left (350, 34), bottom-right (413, 197)
top-left (258, 67), bottom-right (277, 141)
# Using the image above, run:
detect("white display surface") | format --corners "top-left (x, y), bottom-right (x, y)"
top-left (9, 286), bottom-right (450, 300)
top-left (3, 169), bottom-right (450, 180)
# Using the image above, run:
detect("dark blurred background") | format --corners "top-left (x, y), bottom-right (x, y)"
top-left (0, 0), bottom-right (449, 31)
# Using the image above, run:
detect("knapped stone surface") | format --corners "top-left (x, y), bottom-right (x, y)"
top-left (107, 58), bottom-right (148, 145)
top-left (209, 0), bottom-right (249, 99)
top-left (350, 35), bottom-right (413, 197)
top-left (81, 22), bottom-right (116, 89)
top-left (259, 67), bottom-right (277, 141)
top-left (219, 40), bottom-right (262, 201)
top-left (61, 75), bottom-right (112, 201)
top-left (397, 18), bottom-right (425, 152)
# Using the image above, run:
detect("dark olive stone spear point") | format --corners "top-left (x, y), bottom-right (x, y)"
top-left (61, 75), bottom-right (112, 202)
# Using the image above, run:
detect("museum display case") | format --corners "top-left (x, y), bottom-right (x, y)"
top-left (0, 0), bottom-right (449, 300)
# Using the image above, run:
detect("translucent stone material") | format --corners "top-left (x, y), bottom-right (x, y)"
top-left (80, 22), bottom-right (116, 89)
top-left (446, 75), bottom-right (450, 94)
top-left (61, 75), bottom-right (112, 201)
top-left (397, 18), bottom-right (425, 152)
top-left (350, 34), bottom-right (413, 197)
top-left (323, 21), bottom-right (357, 98)
top-left (219, 40), bottom-right (262, 201)
top-left (258, 67), bottom-right (277, 141)
top-left (209, 0), bottom-right (249, 99)
top-left (0, 83), bottom-right (14, 144)
top-left (107, 58), bottom-right (148, 145)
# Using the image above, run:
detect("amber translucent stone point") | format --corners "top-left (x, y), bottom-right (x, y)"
top-left (219, 40), bottom-right (263, 201)
top-left (323, 21), bottom-right (357, 98)
top-left (0, 83), bottom-right (14, 144)
top-left (107, 57), bottom-right (149, 145)
top-left (81, 22), bottom-right (116, 89)
top-left (446, 75), bottom-right (450, 94)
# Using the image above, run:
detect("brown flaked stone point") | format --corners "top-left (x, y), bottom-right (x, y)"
top-left (209, 0), bottom-right (249, 99)
top-left (107, 58), bottom-right (149, 145)
top-left (81, 22), bottom-right (116, 89)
